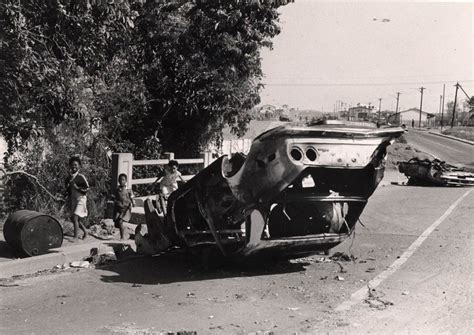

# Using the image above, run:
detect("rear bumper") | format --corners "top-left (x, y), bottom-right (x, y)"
top-left (239, 233), bottom-right (350, 258)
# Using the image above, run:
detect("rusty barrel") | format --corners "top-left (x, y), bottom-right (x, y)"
top-left (3, 210), bottom-right (63, 256)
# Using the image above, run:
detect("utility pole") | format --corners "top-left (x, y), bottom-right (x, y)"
top-left (377, 98), bottom-right (382, 124)
top-left (394, 92), bottom-right (401, 125)
top-left (347, 103), bottom-right (351, 121)
top-left (451, 82), bottom-right (459, 128)
top-left (439, 95), bottom-right (443, 128)
top-left (441, 84), bottom-right (445, 131)
top-left (418, 87), bottom-right (425, 128)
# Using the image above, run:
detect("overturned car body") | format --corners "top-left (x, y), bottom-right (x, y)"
top-left (138, 121), bottom-right (405, 259)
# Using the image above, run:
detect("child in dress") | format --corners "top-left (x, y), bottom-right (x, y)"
top-left (155, 160), bottom-right (185, 198)
top-left (65, 156), bottom-right (89, 240)
top-left (112, 173), bottom-right (135, 240)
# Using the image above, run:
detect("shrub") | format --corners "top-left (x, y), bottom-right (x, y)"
top-left (2, 120), bottom-right (111, 227)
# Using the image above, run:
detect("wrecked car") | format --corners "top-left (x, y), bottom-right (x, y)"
top-left (398, 157), bottom-right (474, 186)
top-left (137, 121), bottom-right (405, 259)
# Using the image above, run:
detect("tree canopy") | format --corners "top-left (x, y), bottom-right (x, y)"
top-left (0, 0), bottom-right (290, 218)
top-left (1, 0), bottom-right (287, 158)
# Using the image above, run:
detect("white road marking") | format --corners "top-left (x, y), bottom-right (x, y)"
top-left (335, 188), bottom-right (473, 312)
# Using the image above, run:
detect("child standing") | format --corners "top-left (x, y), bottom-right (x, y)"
top-left (65, 156), bottom-right (89, 240)
top-left (112, 173), bottom-right (135, 240)
top-left (155, 160), bottom-right (185, 198)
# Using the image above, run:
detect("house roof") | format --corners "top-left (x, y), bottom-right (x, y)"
top-left (399, 108), bottom-right (435, 117)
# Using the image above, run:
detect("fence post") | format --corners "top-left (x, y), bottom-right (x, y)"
top-left (163, 152), bottom-right (174, 162)
top-left (201, 151), bottom-right (212, 167)
top-left (111, 153), bottom-right (134, 188)
top-left (108, 153), bottom-right (134, 218)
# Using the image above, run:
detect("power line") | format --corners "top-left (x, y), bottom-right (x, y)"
top-left (262, 79), bottom-right (474, 87)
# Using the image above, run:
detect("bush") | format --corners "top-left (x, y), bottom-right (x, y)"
top-left (2, 120), bottom-right (111, 227)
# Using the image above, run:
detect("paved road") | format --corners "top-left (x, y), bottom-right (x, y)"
top-left (1, 183), bottom-right (473, 334)
top-left (405, 130), bottom-right (474, 169)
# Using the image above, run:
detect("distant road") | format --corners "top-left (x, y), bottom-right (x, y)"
top-left (405, 129), bottom-right (474, 169)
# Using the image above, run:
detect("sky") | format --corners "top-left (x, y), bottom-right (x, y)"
top-left (260, 0), bottom-right (473, 114)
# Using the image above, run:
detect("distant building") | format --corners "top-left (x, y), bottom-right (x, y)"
top-left (345, 105), bottom-right (374, 121)
top-left (388, 108), bottom-right (435, 127)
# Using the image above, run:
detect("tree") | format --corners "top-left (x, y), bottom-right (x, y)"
top-left (0, 0), bottom-right (139, 150)
top-left (466, 96), bottom-right (474, 113)
top-left (0, 0), bottom-right (141, 220)
top-left (135, 0), bottom-right (282, 156)
top-left (0, 0), bottom-right (288, 218)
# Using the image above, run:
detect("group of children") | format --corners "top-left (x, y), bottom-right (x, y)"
top-left (66, 157), bottom-right (184, 241)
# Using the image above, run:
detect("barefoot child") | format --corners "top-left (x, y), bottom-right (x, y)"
top-left (154, 160), bottom-right (185, 198)
top-left (112, 173), bottom-right (135, 240)
top-left (65, 156), bottom-right (89, 240)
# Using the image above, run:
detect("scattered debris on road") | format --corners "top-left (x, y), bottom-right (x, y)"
top-left (88, 219), bottom-right (116, 240)
top-left (330, 252), bottom-right (357, 262)
top-left (287, 307), bottom-right (301, 311)
top-left (70, 260), bottom-right (90, 268)
top-left (397, 157), bottom-right (474, 186)
top-left (81, 247), bottom-right (117, 266)
top-left (364, 285), bottom-right (394, 310)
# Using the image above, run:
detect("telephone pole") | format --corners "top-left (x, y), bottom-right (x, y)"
top-left (441, 84), bottom-right (445, 131)
top-left (395, 92), bottom-right (401, 125)
top-left (377, 98), bottom-right (382, 124)
top-left (439, 95), bottom-right (443, 128)
top-left (451, 82), bottom-right (459, 128)
top-left (418, 87), bottom-right (425, 128)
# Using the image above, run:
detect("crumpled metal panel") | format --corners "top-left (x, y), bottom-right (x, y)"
top-left (222, 124), bottom-right (405, 205)
top-left (141, 122), bottom-right (405, 259)
top-left (398, 157), bottom-right (474, 186)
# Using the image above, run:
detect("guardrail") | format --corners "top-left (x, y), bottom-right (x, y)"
top-left (108, 152), bottom-right (213, 218)
top-left (111, 152), bottom-right (212, 192)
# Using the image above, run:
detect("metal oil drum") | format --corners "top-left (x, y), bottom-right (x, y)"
top-left (3, 210), bottom-right (63, 256)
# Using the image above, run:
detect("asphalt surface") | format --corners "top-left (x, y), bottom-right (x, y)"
top-left (1, 130), bottom-right (472, 334)
top-left (1, 182), bottom-right (472, 334)
top-left (405, 130), bottom-right (474, 169)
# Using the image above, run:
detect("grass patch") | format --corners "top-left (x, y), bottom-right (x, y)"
top-left (441, 127), bottom-right (474, 142)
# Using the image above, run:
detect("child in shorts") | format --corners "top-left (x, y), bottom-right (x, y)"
top-left (65, 156), bottom-right (89, 240)
top-left (112, 173), bottom-right (135, 240)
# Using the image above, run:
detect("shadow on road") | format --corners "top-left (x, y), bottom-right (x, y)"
top-left (0, 240), bottom-right (18, 260)
top-left (99, 249), bottom-right (308, 285)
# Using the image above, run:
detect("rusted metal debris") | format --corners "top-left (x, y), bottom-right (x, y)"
top-left (398, 157), bottom-right (474, 186)
top-left (136, 121), bottom-right (405, 259)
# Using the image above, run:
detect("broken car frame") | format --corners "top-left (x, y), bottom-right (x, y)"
top-left (136, 121), bottom-right (405, 259)
top-left (398, 157), bottom-right (474, 187)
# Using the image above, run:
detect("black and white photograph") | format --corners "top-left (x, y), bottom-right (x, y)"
top-left (0, 0), bottom-right (473, 334)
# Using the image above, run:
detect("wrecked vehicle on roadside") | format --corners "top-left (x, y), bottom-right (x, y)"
top-left (398, 157), bottom-right (474, 186)
top-left (136, 121), bottom-right (405, 259)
